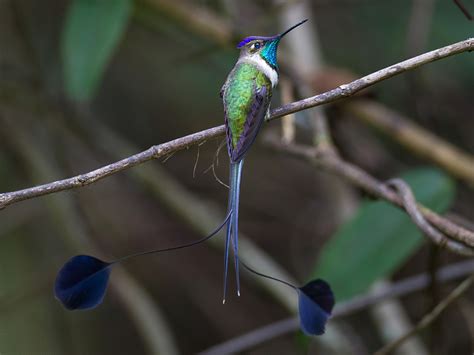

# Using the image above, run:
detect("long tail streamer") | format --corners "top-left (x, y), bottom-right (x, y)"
top-left (223, 160), bottom-right (244, 303)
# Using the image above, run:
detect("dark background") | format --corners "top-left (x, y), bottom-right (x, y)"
top-left (0, 0), bottom-right (473, 354)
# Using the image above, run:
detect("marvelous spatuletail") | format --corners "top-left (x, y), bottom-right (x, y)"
top-left (54, 19), bottom-right (335, 336)
top-left (220, 19), bottom-right (311, 302)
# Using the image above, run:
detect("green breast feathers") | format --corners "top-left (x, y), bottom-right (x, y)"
top-left (222, 62), bottom-right (272, 162)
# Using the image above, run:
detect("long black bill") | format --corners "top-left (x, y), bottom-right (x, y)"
top-left (279, 19), bottom-right (308, 38)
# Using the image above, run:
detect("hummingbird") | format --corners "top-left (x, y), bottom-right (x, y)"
top-left (54, 18), bottom-right (334, 335)
top-left (220, 19), bottom-right (308, 302)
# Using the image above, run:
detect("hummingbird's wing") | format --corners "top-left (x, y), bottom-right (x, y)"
top-left (225, 84), bottom-right (270, 163)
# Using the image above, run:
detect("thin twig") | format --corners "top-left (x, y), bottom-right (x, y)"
top-left (375, 274), bottom-right (474, 355)
top-left (203, 139), bottom-right (229, 188)
top-left (192, 142), bottom-right (200, 178)
top-left (453, 0), bottom-right (473, 20)
top-left (385, 179), bottom-right (474, 255)
top-left (0, 38), bottom-right (472, 210)
top-left (270, 38), bottom-right (474, 118)
top-left (199, 259), bottom-right (474, 355)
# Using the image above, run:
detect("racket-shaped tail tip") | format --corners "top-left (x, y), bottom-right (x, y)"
top-left (54, 255), bottom-right (112, 311)
top-left (297, 279), bottom-right (335, 336)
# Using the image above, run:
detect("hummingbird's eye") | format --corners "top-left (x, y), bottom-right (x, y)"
top-left (250, 42), bottom-right (261, 51)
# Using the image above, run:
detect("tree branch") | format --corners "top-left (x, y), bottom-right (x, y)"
top-left (453, 0), bottom-right (473, 20)
top-left (0, 38), bottom-right (472, 210)
top-left (264, 136), bottom-right (474, 249)
top-left (385, 179), bottom-right (474, 255)
top-left (270, 38), bottom-right (474, 119)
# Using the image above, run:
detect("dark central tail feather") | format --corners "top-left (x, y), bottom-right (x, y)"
top-left (223, 160), bottom-right (244, 303)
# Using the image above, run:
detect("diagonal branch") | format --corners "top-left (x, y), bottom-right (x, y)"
top-left (264, 136), bottom-right (474, 249)
top-left (453, 0), bottom-right (473, 20)
top-left (0, 38), bottom-right (473, 210)
top-left (385, 179), bottom-right (474, 255)
top-left (270, 37), bottom-right (474, 119)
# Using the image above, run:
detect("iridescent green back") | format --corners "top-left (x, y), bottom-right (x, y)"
top-left (223, 62), bottom-right (272, 148)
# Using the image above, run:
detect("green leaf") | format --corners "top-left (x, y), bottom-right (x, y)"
top-left (313, 168), bottom-right (456, 301)
top-left (62, 0), bottom-right (132, 100)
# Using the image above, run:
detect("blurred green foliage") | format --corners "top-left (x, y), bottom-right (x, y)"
top-left (62, 0), bottom-right (132, 100)
top-left (313, 168), bottom-right (456, 301)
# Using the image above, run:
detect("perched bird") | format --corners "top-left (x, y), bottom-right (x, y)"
top-left (220, 19), bottom-right (308, 302)
top-left (54, 18), bottom-right (335, 336)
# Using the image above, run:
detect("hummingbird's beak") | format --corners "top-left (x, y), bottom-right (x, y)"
top-left (278, 19), bottom-right (308, 39)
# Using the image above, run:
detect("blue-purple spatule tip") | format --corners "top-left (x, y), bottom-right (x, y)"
top-left (54, 255), bottom-right (112, 310)
top-left (297, 279), bottom-right (335, 336)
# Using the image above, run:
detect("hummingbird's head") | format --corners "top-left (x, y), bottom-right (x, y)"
top-left (236, 19), bottom-right (308, 70)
